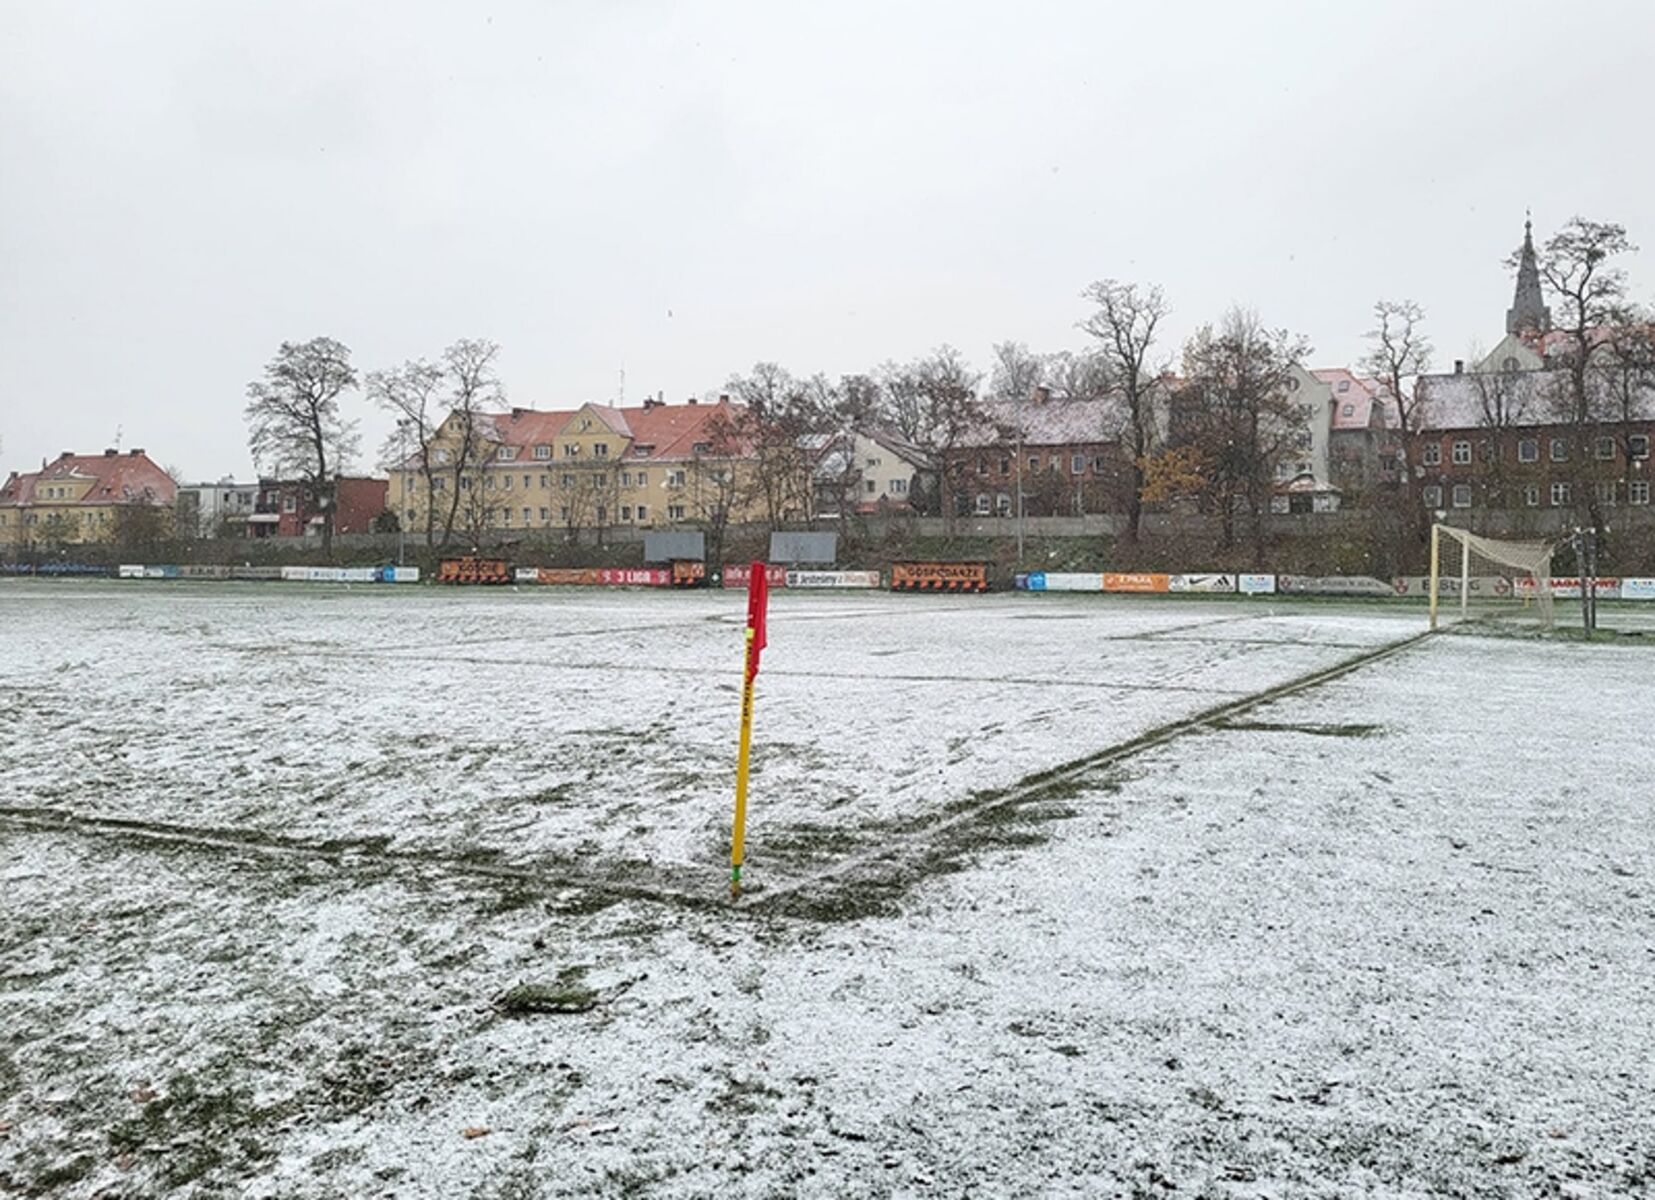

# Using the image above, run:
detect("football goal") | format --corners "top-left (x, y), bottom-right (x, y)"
top-left (1429, 524), bottom-right (1557, 631)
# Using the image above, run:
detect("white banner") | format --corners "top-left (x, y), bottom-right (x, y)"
top-left (1168, 573), bottom-right (1235, 593)
top-left (118, 564), bottom-right (145, 579)
top-left (1040, 572), bottom-right (1104, 592)
top-left (1238, 573), bottom-right (1276, 595)
top-left (1621, 577), bottom-right (1655, 600)
top-left (785, 570), bottom-right (881, 589)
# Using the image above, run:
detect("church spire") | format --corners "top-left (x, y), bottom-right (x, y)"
top-left (1506, 212), bottom-right (1551, 336)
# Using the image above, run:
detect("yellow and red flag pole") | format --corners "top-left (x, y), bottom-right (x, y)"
top-left (731, 561), bottom-right (769, 899)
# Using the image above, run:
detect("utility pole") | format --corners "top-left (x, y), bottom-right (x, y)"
top-left (396, 419), bottom-right (410, 567)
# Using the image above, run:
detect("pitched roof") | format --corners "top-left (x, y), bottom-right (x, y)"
top-left (960, 397), bottom-right (1124, 449)
top-left (1, 450), bottom-right (176, 508)
top-left (430, 399), bottom-right (750, 466)
top-left (1415, 367), bottom-right (1655, 431)
top-left (1313, 368), bottom-right (1394, 431)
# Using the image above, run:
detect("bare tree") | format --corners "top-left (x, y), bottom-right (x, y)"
top-left (1177, 309), bottom-right (1311, 564)
top-left (725, 362), bottom-right (824, 531)
top-left (988, 341), bottom-right (1048, 405)
top-left (365, 358), bottom-right (445, 548)
top-left (244, 337), bottom-right (360, 557)
top-left (434, 339), bottom-right (506, 549)
top-left (1080, 280), bottom-right (1168, 543)
top-left (1523, 218), bottom-right (1636, 542)
top-left (907, 346), bottom-right (986, 526)
top-left (1360, 300), bottom-right (1433, 546)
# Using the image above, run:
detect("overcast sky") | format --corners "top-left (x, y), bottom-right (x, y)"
top-left (2, 0), bottom-right (1651, 481)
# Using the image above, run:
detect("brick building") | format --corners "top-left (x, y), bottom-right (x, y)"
top-left (945, 391), bottom-right (1131, 518)
top-left (246, 476), bottom-right (388, 538)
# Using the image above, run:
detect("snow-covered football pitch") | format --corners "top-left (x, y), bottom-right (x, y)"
top-left (3, 582), bottom-right (1652, 1199)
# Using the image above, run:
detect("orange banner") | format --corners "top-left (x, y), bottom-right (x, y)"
top-left (1103, 572), bottom-right (1170, 593)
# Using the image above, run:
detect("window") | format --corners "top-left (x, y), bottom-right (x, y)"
top-left (667, 470), bottom-right (686, 487)
top-left (1337, 379), bottom-right (1350, 393)
top-left (502, 475), bottom-right (512, 490)
top-left (460, 476), bottom-right (472, 490)
top-left (864, 479), bottom-right (876, 493)
top-left (433, 448), bottom-right (451, 465)
top-left (1028, 455), bottom-right (1041, 472)
top-left (635, 471), bottom-right (647, 487)
top-left (595, 505), bottom-right (606, 522)
top-left (497, 446), bottom-right (517, 461)
top-left (283, 495), bottom-right (296, 512)
top-left (621, 471), bottom-right (632, 487)
top-left (633, 443), bottom-right (655, 457)
top-left (1551, 481), bottom-right (1571, 506)
top-left (1550, 438), bottom-right (1568, 462)
top-left (522, 506), bottom-right (532, 523)
top-left (1422, 443), bottom-right (1441, 466)
top-left (559, 506), bottom-right (569, 522)
top-left (975, 493), bottom-right (991, 515)
top-left (1422, 485), bottom-right (1442, 508)
top-left (1452, 440), bottom-right (1471, 465)
top-left (1518, 439), bottom-right (1539, 463)
top-left (637, 505), bottom-right (648, 520)
top-left (1451, 484), bottom-right (1472, 508)
top-left (594, 443), bottom-right (609, 458)
top-left (891, 478), bottom-right (907, 494)
top-left (976, 457), bottom-right (988, 476)
top-left (1596, 481), bottom-right (1618, 507)
top-left (692, 442), bottom-right (711, 455)
top-left (621, 506), bottom-right (632, 521)
top-left (1071, 454), bottom-right (1085, 474)
top-left (500, 508), bottom-right (511, 525)
top-left (999, 456), bottom-right (1010, 476)
top-left (533, 444), bottom-right (551, 460)
top-left (1479, 439), bottom-right (1495, 463)
top-left (486, 476), bottom-right (496, 490)
top-left (431, 476), bottom-right (445, 492)
top-left (1524, 485), bottom-right (1540, 507)
top-left (562, 474), bottom-right (575, 489)
top-left (539, 507), bottom-right (550, 521)
top-left (1341, 403), bottom-right (1355, 417)
top-left (1502, 356), bottom-right (1519, 371)
top-left (668, 503), bottom-right (685, 520)
top-left (522, 474), bottom-right (531, 489)
top-left (865, 457), bottom-right (879, 468)
top-left (539, 474), bottom-right (548, 489)
top-left (996, 493), bottom-right (1011, 515)
top-left (563, 444), bottom-right (580, 457)
top-left (1630, 435), bottom-right (1650, 461)
top-left (1596, 437), bottom-right (1616, 461)
top-left (1631, 481), bottom-right (1650, 506)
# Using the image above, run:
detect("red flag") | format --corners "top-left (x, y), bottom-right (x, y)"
top-left (745, 560), bottom-right (768, 679)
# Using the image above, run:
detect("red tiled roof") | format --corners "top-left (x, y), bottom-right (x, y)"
top-left (1, 450), bottom-right (176, 508)
top-left (468, 399), bottom-right (749, 463)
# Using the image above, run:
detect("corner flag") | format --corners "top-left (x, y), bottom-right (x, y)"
top-left (731, 561), bottom-right (769, 898)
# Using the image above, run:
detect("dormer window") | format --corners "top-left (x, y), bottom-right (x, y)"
top-left (632, 444), bottom-right (655, 457)
top-left (533, 444), bottom-right (551, 459)
top-left (1337, 380), bottom-right (1350, 393)
top-left (497, 446), bottom-right (517, 461)
top-left (692, 441), bottom-right (712, 455)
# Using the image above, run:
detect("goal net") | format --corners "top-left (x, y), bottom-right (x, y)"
top-left (1429, 525), bottom-right (1556, 630)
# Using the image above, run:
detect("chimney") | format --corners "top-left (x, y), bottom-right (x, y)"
top-left (104, 448), bottom-right (118, 457)
top-left (1453, 360), bottom-right (1464, 375)
top-left (59, 451), bottom-right (74, 460)
top-left (719, 392), bottom-right (730, 403)
top-left (511, 406), bottom-right (525, 418)
top-left (688, 397), bottom-right (698, 406)
top-left (129, 447), bottom-right (145, 456)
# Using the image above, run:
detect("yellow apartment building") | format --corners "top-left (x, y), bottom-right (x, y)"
top-left (0, 449), bottom-right (177, 547)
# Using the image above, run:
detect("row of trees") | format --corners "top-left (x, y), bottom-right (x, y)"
top-left (243, 214), bottom-right (1648, 561)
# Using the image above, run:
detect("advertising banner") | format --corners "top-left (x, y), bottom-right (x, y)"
top-left (1541, 577), bottom-right (1620, 599)
top-left (118, 564), bottom-right (145, 579)
top-left (1620, 577), bottom-right (1655, 600)
top-left (723, 564), bottom-right (791, 589)
top-left (1042, 572), bottom-right (1105, 592)
top-left (786, 570), bottom-right (880, 588)
top-left (1017, 572), bottom-right (1044, 591)
top-left (1393, 575), bottom-right (1512, 597)
top-left (1238, 573), bottom-right (1276, 595)
top-left (1168, 573), bottom-right (1235, 593)
top-left (598, 568), bottom-right (672, 587)
top-left (230, 566), bottom-right (284, 581)
top-left (1103, 572), bottom-right (1170, 593)
top-left (1277, 575), bottom-right (1394, 597)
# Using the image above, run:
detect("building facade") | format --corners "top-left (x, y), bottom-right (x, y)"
top-left (175, 479), bottom-right (260, 539)
top-left (812, 430), bottom-right (935, 517)
top-left (388, 397), bottom-right (767, 539)
top-left (245, 477), bottom-right (388, 538)
top-left (0, 448), bottom-right (176, 547)
top-left (946, 393), bottom-right (1131, 518)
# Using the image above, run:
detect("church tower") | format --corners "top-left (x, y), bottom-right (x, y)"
top-left (1505, 215), bottom-right (1551, 336)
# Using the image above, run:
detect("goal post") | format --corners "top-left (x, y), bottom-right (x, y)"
top-left (1428, 524), bottom-right (1556, 631)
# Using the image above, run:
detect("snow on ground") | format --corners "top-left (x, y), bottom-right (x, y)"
top-left (2, 581), bottom-right (1651, 1198)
